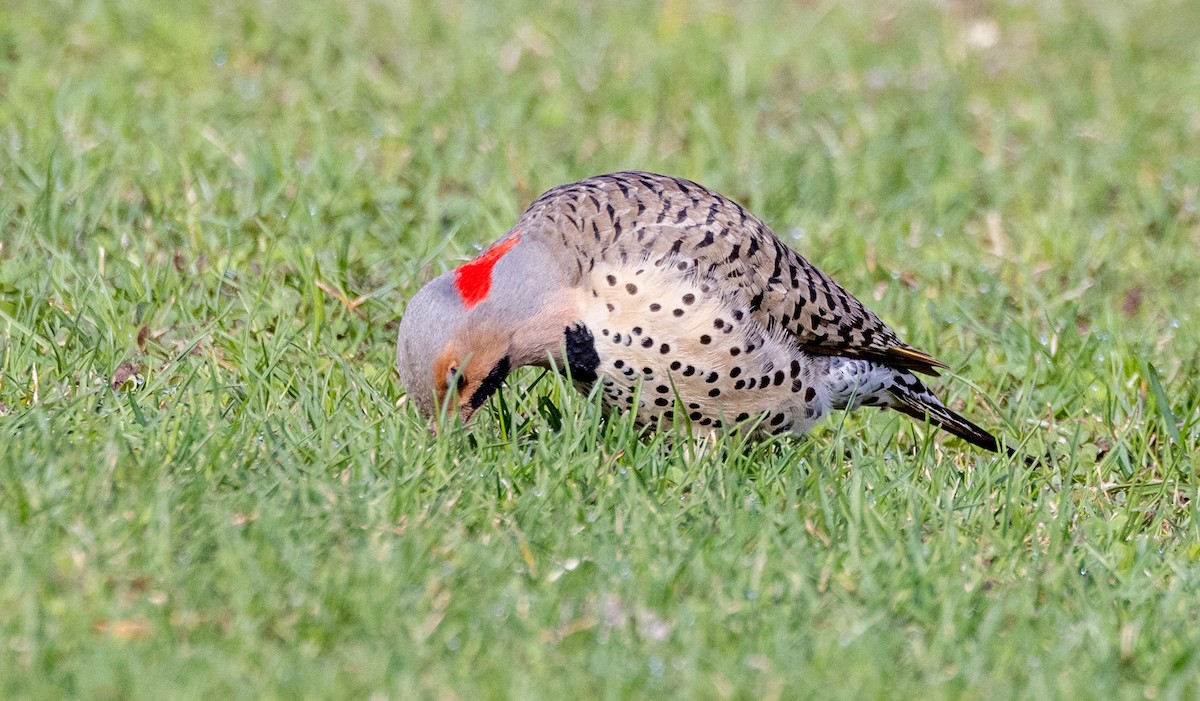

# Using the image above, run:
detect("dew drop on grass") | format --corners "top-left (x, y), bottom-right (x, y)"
top-left (648, 657), bottom-right (664, 677)
top-left (212, 48), bottom-right (228, 67)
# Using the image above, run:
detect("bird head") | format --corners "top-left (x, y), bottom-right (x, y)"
top-left (396, 233), bottom-right (577, 424)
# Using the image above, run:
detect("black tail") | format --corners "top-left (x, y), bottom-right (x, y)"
top-left (889, 381), bottom-right (1032, 464)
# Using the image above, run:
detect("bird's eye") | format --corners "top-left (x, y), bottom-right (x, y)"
top-left (446, 366), bottom-right (466, 394)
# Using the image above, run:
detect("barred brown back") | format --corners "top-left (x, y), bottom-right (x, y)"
top-left (514, 171), bottom-right (946, 375)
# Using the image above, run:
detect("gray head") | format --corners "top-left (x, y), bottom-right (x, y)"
top-left (395, 234), bottom-right (577, 423)
top-left (395, 272), bottom-right (466, 418)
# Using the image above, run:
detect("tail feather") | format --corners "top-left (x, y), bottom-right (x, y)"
top-left (889, 389), bottom-right (1000, 453)
top-left (827, 359), bottom-right (1029, 462)
top-left (888, 381), bottom-right (1037, 464)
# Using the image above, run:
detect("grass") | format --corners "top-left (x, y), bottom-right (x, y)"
top-left (2, 0), bottom-right (1199, 698)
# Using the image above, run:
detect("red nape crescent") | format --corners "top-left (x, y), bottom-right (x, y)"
top-left (453, 233), bottom-right (521, 309)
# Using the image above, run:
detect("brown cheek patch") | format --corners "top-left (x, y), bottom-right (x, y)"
top-left (453, 233), bottom-right (522, 309)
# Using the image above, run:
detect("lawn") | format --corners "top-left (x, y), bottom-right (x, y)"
top-left (2, 0), bottom-right (1199, 698)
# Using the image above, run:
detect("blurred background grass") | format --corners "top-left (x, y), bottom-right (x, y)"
top-left (1, 0), bottom-right (1199, 698)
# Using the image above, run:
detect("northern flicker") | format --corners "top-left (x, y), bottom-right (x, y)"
top-left (397, 171), bottom-right (1009, 454)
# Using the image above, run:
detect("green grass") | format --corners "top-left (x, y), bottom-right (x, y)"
top-left (2, 0), bottom-right (1199, 698)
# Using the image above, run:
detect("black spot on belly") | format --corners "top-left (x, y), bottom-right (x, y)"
top-left (563, 324), bottom-right (600, 383)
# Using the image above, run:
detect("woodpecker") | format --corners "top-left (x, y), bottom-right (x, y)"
top-left (397, 171), bottom-right (1008, 453)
